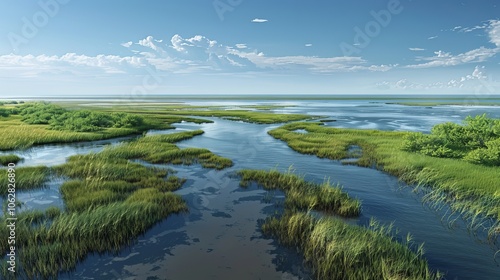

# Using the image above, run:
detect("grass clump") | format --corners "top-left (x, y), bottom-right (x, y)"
top-left (0, 154), bottom-right (22, 166)
top-left (269, 122), bottom-right (500, 237)
top-left (262, 212), bottom-right (441, 280)
top-left (238, 169), bottom-right (438, 279)
top-left (0, 130), bottom-right (231, 278)
top-left (0, 115), bottom-right (145, 151)
top-left (0, 103), bottom-right (211, 151)
top-left (0, 166), bottom-right (50, 195)
top-left (99, 130), bottom-right (233, 170)
top-left (163, 108), bottom-right (314, 124)
top-left (238, 169), bottom-right (360, 217)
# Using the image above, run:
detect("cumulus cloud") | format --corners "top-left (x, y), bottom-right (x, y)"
top-left (251, 18), bottom-right (268, 23)
top-left (121, 41), bottom-right (133, 48)
top-left (488, 20), bottom-right (500, 47)
top-left (138, 35), bottom-right (166, 54)
top-left (305, 44), bottom-right (313, 47)
top-left (0, 33), bottom-right (398, 78)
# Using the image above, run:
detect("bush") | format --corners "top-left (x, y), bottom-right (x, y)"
top-left (49, 110), bottom-right (145, 132)
top-left (464, 138), bottom-right (500, 166)
top-left (0, 108), bottom-right (10, 117)
top-left (18, 102), bottom-right (66, 124)
top-left (403, 114), bottom-right (500, 166)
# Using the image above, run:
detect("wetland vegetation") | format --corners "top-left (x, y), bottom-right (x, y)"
top-left (0, 122), bottom-right (233, 278)
top-left (238, 169), bottom-right (440, 279)
top-left (269, 121), bottom-right (500, 238)
top-left (1, 99), bottom-right (499, 279)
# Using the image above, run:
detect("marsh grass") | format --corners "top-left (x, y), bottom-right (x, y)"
top-left (239, 169), bottom-right (439, 279)
top-left (0, 154), bottom-right (21, 166)
top-left (0, 166), bottom-right (50, 195)
top-left (238, 169), bottom-right (360, 217)
top-left (0, 108), bottom-right (205, 151)
top-left (98, 130), bottom-right (233, 170)
top-left (269, 122), bottom-right (500, 238)
top-left (161, 109), bottom-right (314, 124)
top-left (262, 212), bottom-right (442, 280)
top-left (0, 130), bottom-right (232, 278)
top-left (0, 117), bottom-right (142, 151)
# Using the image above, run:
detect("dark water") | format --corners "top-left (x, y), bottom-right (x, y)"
top-left (2, 100), bottom-right (500, 279)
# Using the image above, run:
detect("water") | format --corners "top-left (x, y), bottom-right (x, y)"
top-left (3, 100), bottom-right (500, 279)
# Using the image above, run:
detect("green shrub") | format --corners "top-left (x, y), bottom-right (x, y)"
top-left (18, 102), bottom-right (66, 124)
top-left (403, 114), bottom-right (500, 166)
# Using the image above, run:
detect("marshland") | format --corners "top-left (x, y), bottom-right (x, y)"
top-left (0, 96), bottom-right (499, 279)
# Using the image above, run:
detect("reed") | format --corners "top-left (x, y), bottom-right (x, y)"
top-left (0, 166), bottom-right (50, 194)
top-left (0, 154), bottom-right (21, 165)
top-left (0, 130), bottom-right (232, 278)
top-left (269, 122), bottom-right (500, 238)
top-left (162, 109), bottom-right (314, 124)
top-left (262, 212), bottom-right (442, 280)
top-left (238, 169), bottom-right (360, 217)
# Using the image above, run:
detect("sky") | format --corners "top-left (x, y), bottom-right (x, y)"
top-left (0, 0), bottom-right (499, 97)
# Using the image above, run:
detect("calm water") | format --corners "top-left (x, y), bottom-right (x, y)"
top-left (2, 100), bottom-right (500, 279)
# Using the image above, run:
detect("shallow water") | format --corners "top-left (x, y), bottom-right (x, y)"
top-left (3, 100), bottom-right (500, 279)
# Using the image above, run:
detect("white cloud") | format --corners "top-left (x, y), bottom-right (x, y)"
top-left (406, 47), bottom-right (499, 68)
top-left (451, 23), bottom-right (488, 33)
top-left (0, 53), bottom-right (146, 76)
top-left (305, 44), bottom-right (313, 47)
top-left (427, 36), bottom-right (438, 40)
top-left (408, 20), bottom-right (500, 68)
top-left (138, 36), bottom-right (166, 54)
top-left (0, 33), bottom-right (398, 78)
top-left (376, 66), bottom-right (491, 91)
top-left (409, 48), bottom-right (425, 51)
top-left (121, 41), bottom-right (133, 48)
top-left (488, 20), bottom-right (500, 47)
top-left (251, 18), bottom-right (268, 23)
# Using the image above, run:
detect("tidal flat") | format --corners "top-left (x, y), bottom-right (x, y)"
top-left (0, 96), bottom-right (499, 279)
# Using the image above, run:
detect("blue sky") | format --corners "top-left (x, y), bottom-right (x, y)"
top-left (0, 0), bottom-right (499, 96)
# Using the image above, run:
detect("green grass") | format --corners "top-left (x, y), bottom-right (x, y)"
top-left (239, 104), bottom-right (294, 110)
top-left (0, 154), bottom-right (22, 166)
top-left (238, 169), bottom-right (360, 217)
top-left (77, 103), bottom-right (315, 124)
top-left (0, 105), bottom-right (212, 151)
top-left (162, 109), bottom-right (314, 124)
top-left (0, 130), bottom-right (232, 278)
top-left (97, 130), bottom-right (233, 170)
top-left (238, 169), bottom-right (438, 279)
top-left (262, 212), bottom-right (441, 280)
top-left (269, 122), bottom-right (500, 237)
top-left (0, 166), bottom-right (51, 195)
top-left (0, 116), bottom-right (145, 151)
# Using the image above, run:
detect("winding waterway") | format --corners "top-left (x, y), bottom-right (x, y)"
top-left (3, 100), bottom-right (500, 279)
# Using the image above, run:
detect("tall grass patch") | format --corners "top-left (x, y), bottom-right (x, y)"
top-left (0, 130), bottom-right (231, 278)
top-left (238, 169), bottom-right (360, 217)
top-left (269, 122), bottom-right (500, 237)
top-left (262, 212), bottom-right (441, 280)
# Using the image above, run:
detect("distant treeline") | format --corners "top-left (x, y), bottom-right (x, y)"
top-left (403, 114), bottom-right (500, 166)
